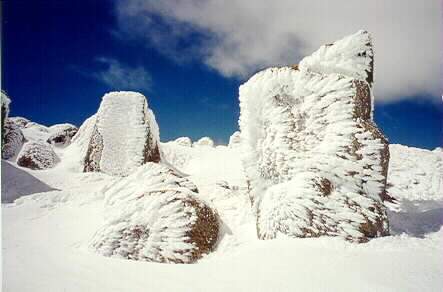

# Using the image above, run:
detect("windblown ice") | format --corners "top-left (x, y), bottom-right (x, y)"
top-left (239, 30), bottom-right (389, 242)
top-left (83, 92), bottom-right (161, 176)
top-left (91, 163), bottom-right (219, 263)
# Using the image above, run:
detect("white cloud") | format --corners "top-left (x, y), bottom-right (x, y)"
top-left (94, 57), bottom-right (152, 91)
top-left (114, 0), bottom-right (442, 102)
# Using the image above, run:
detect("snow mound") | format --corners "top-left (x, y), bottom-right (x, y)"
top-left (239, 31), bottom-right (389, 242)
top-left (2, 119), bottom-right (26, 160)
top-left (194, 137), bottom-right (214, 147)
top-left (83, 91), bottom-right (161, 176)
top-left (228, 131), bottom-right (241, 148)
top-left (91, 163), bottom-right (219, 263)
top-left (47, 124), bottom-right (78, 147)
top-left (388, 144), bottom-right (442, 201)
top-left (174, 136), bottom-right (192, 147)
top-left (17, 141), bottom-right (59, 170)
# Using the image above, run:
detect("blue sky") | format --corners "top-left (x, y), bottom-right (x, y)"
top-left (2, 0), bottom-right (442, 148)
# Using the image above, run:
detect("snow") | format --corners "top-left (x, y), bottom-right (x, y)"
top-left (2, 138), bottom-right (442, 291)
top-left (174, 136), bottom-right (192, 147)
top-left (2, 120), bottom-right (25, 160)
top-left (228, 131), bottom-right (241, 148)
top-left (16, 141), bottom-right (59, 170)
top-left (86, 91), bottom-right (160, 176)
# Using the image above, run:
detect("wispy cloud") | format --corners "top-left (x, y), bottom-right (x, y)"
top-left (113, 0), bottom-right (441, 103)
top-left (93, 57), bottom-right (152, 91)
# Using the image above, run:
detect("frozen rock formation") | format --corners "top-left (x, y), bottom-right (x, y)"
top-left (174, 137), bottom-right (192, 147)
top-left (2, 120), bottom-right (26, 160)
top-left (9, 117), bottom-right (31, 128)
top-left (91, 163), bottom-right (219, 263)
top-left (47, 124), bottom-right (78, 147)
top-left (1, 91), bottom-right (11, 144)
top-left (239, 31), bottom-right (389, 242)
top-left (17, 141), bottom-right (58, 170)
top-left (194, 137), bottom-right (214, 147)
top-left (388, 144), bottom-right (442, 201)
top-left (83, 92), bottom-right (161, 176)
top-left (228, 131), bottom-right (241, 148)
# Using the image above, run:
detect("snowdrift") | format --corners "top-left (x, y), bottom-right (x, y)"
top-left (91, 163), bottom-right (219, 263)
top-left (239, 30), bottom-right (389, 242)
top-left (83, 91), bottom-right (161, 176)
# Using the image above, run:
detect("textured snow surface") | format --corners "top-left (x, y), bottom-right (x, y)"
top-left (228, 131), bottom-right (241, 148)
top-left (16, 141), bottom-right (59, 170)
top-left (84, 91), bottom-right (160, 176)
top-left (2, 139), bottom-right (442, 291)
top-left (91, 162), bottom-right (218, 263)
top-left (8, 116), bottom-right (31, 128)
top-left (174, 136), bottom-right (192, 147)
top-left (239, 31), bottom-right (388, 241)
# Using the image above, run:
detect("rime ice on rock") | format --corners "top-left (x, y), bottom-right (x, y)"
top-left (8, 117), bottom-right (31, 128)
top-left (228, 131), bottom-right (241, 148)
top-left (1, 91), bottom-right (11, 145)
top-left (175, 137), bottom-right (192, 147)
top-left (239, 31), bottom-right (389, 242)
top-left (17, 141), bottom-right (58, 170)
top-left (91, 163), bottom-right (219, 263)
top-left (83, 92), bottom-right (161, 176)
top-left (2, 120), bottom-right (26, 160)
top-left (194, 137), bottom-right (214, 147)
top-left (47, 124), bottom-right (78, 147)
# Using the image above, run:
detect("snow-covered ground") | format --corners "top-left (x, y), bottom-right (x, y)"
top-left (2, 131), bottom-right (442, 291)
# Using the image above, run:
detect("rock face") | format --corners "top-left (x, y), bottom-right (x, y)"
top-left (17, 141), bottom-right (58, 170)
top-left (8, 117), bottom-right (31, 128)
top-left (194, 137), bottom-right (214, 147)
top-left (1, 91), bottom-right (11, 144)
top-left (83, 92), bottom-right (161, 176)
top-left (2, 120), bottom-right (26, 160)
top-left (239, 31), bottom-right (389, 242)
top-left (47, 124), bottom-right (78, 147)
top-left (91, 163), bottom-right (219, 263)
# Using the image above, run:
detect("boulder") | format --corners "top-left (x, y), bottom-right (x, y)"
top-left (228, 131), bottom-right (241, 148)
top-left (47, 124), bottom-right (78, 147)
top-left (17, 141), bottom-right (58, 170)
top-left (1, 91), bottom-right (11, 144)
top-left (2, 119), bottom-right (26, 160)
top-left (83, 92), bottom-right (161, 176)
top-left (194, 137), bottom-right (214, 147)
top-left (174, 137), bottom-right (192, 147)
top-left (91, 163), bottom-right (219, 263)
top-left (239, 31), bottom-right (389, 242)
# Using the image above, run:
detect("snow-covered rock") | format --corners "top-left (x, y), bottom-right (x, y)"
top-left (2, 119), bottom-right (26, 160)
top-left (16, 141), bottom-right (59, 170)
top-left (47, 124), bottom-right (78, 147)
top-left (83, 92), bottom-right (161, 176)
top-left (194, 137), bottom-right (214, 147)
top-left (239, 30), bottom-right (389, 242)
top-left (91, 163), bottom-right (219, 263)
top-left (1, 91), bottom-right (11, 144)
top-left (174, 136), bottom-right (192, 147)
top-left (228, 131), bottom-right (241, 148)
top-left (388, 144), bottom-right (442, 201)
top-left (8, 116), bottom-right (31, 128)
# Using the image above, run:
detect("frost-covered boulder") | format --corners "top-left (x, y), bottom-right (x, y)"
top-left (47, 124), bottom-right (78, 147)
top-left (194, 137), bottom-right (214, 147)
top-left (174, 137), bottom-right (192, 147)
top-left (83, 92), bottom-right (161, 176)
top-left (1, 91), bottom-right (11, 144)
top-left (91, 163), bottom-right (219, 263)
top-left (9, 117), bottom-right (31, 128)
top-left (16, 141), bottom-right (58, 170)
top-left (2, 120), bottom-right (26, 160)
top-left (228, 131), bottom-right (241, 148)
top-left (239, 31), bottom-right (389, 242)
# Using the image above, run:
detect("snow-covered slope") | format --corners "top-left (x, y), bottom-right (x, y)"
top-left (2, 138), bottom-right (442, 291)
